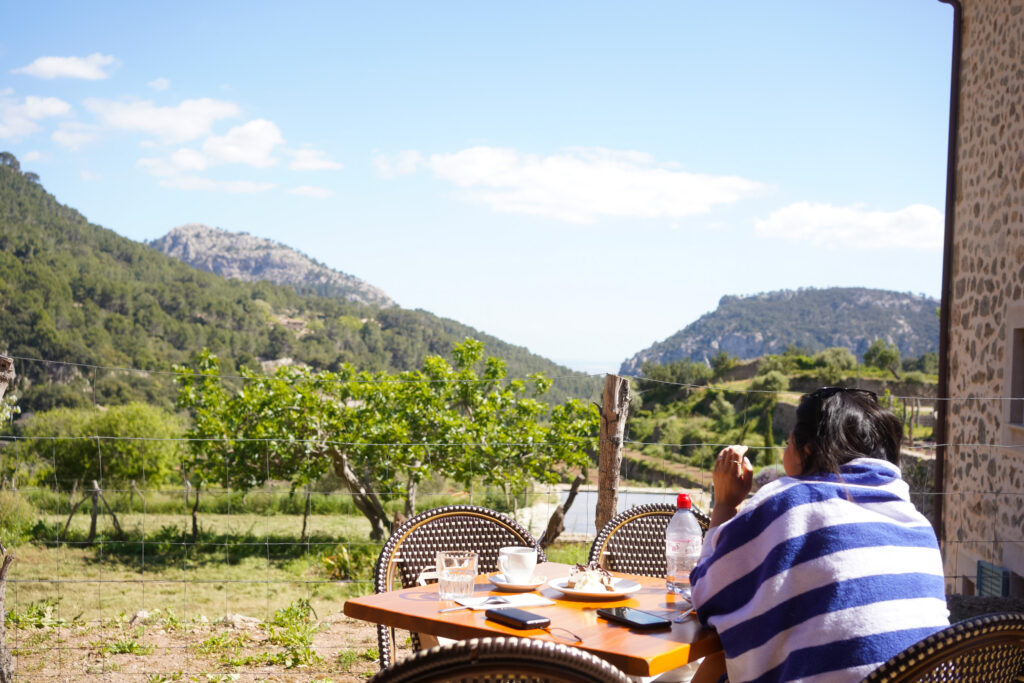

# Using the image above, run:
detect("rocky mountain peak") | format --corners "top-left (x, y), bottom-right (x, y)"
top-left (149, 224), bottom-right (395, 308)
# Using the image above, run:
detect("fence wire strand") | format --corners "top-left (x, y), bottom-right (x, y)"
top-left (2, 353), bottom-right (1022, 678)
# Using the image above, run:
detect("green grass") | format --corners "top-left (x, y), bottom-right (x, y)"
top-left (6, 510), bottom-right (375, 624)
top-left (101, 635), bottom-right (155, 655)
top-left (543, 541), bottom-right (589, 565)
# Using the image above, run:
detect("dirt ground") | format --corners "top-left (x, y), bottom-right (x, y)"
top-left (7, 610), bottom-right (403, 681)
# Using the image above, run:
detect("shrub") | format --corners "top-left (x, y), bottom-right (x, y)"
top-left (0, 491), bottom-right (37, 544)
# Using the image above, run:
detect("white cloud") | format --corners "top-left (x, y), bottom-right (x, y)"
top-left (23, 96), bottom-right (72, 119)
top-left (12, 53), bottom-right (116, 80)
top-left (137, 156), bottom-right (276, 194)
top-left (288, 185), bottom-right (333, 198)
top-left (22, 150), bottom-right (42, 162)
top-left (80, 170), bottom-right (101, 182)
top-left (373, 150), bottom-right (424, 178)
top-left (148, 77), bottom-right (170, 91)
top-left (170, 148), bottom-right (208, 171)
top-left (202, 119), bottom-right (283, 168)
top-left (0, 93), bottom-right (71, 139)
top-left (380, 146), bottom-right (765, 223)
top-left (158, 173), bottom-right (275, 193)
top-left (754, 202), bottom-right (944, 250)
top-left (52, 121), bottom-right (100, 150)
top-left (289, 147), bottom-right (342, 171)
top-left (137, 156), bottom-right (176, 177)
top-left (85, 97), bottom-right (239, 143)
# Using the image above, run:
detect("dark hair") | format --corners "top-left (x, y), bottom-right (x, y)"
top-left (791, 387), bottom-right (902, 475)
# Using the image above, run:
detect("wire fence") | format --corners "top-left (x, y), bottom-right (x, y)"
top-left (0, 353), bottom-right (1021, 679)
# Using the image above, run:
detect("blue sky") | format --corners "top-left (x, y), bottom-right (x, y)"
top-left (1, 1), bottom-right (953, 374)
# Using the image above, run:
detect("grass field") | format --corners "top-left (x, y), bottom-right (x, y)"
top-left (2, 494), bottom-right (591, 681)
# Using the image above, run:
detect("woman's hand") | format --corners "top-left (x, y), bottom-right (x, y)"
top-left (710, 445), bottom-right (753, 527)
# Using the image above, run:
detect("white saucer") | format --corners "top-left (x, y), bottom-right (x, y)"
top-left (487, 574), bottom-right (547, 592)
top-left (546, 577), bottom-right (642, 599)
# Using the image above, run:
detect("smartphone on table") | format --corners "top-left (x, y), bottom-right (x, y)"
top-left (596, 606), bottom-right (672, 630)
top-left (484, 607), bottom-right (551, 630)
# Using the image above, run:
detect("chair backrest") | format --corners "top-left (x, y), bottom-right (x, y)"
top-left (368, 636), bottom-right (632, 683)
top-left (859, 612), bottom-right (1024, 683)
top-left (587, 503), bottom-right (710, 577)
top-left (373, 505), bottom-right (545, 668)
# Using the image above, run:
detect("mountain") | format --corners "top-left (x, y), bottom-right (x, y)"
top-left (149, 224), bottom-right (395, 308)
top-left (0, 153), bottom-right (599, 411)
top-left (621, 287), bottom-right (940, 374)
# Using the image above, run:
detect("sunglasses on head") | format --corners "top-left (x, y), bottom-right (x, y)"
top-left (807, 386), bottom-right (878, 403)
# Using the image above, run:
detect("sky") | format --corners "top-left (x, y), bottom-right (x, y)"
top-left (1, 1), bottom-right (954, 375)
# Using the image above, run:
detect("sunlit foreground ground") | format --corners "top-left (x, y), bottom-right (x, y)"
top-left (5, 510), bottom-right (591, 681)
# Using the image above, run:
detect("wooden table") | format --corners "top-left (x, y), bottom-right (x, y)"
top-left (343, 561), bottom-right (721, 677)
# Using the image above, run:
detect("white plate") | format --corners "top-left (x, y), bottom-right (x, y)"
top-left (488, 574), bottom-right (547, 592)
top-left (547, 577), bottom-right (642, 599)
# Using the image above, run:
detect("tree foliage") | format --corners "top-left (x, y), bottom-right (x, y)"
top-left (175, 339), bottom-right (598, 540)
top-left (864, 339), bottom-right (902, 378)
top-left (8, 403), bottom-right (184, 490)
top-left (812, 347), bottom-right (857, 385)
top-left (636, 359), bottom-right (713, 406)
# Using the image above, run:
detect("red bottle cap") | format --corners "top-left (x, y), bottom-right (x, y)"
top-left (676, 493), bottom-right (692, 509)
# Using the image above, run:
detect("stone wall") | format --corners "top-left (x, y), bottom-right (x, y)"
top-left (943, 0), bottom-right (1024, 594)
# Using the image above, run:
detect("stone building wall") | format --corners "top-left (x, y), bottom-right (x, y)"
top-left (943, 0), bottom-right (1024, 595)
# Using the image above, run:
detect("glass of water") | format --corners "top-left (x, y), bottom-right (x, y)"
top-left (436, 550), bottom-right (478, 601)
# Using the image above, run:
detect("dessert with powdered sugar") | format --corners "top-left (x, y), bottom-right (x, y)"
top-left (566, 562), bottom-right (616, 592)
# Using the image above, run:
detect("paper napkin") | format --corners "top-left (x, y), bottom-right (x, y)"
top-left (454, 593), bottom-right (555, 610)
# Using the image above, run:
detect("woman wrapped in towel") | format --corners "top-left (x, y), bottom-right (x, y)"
top-left (690, 387), bottom-right (948, 683)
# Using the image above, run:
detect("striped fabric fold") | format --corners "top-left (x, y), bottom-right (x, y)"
top-left (690, 458), bottom-right (948, 683)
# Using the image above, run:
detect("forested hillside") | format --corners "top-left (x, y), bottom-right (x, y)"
top-left (0, 153), bottom-right (599, 411)
top-left (622, 287), bottom-right (940, 374)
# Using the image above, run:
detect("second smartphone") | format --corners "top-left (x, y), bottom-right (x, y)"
top-left (595, 606), bottom-right (672, 630)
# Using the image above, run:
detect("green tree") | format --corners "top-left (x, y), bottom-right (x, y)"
top-left (0, 393), bottom-right (18, 424)
top-left (708, 390), bottom-right (736, 432)
top-left (813, 347), bottom-right (857, 385)
top-left (13, 403), bottom-right (183, 490)
top-left (710, 351), bottom-right (738, 380)
top-left (749, 370), bottom-right (788, 455)
top-left (175, 340), bottom-right (598, 540)
top-left (638, 359), bottom-right (712, 406)
top-left (863, 339), bottom-right (902, 379)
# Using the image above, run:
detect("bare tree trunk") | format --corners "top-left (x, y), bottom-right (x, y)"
top-left (539, 473), bottom-right (586, 548)
top-left (98, 487), bottom-right (124, 539)
top-left (87, 481), bottom-right (99, 544)
top-left (300, 487), bottom-right (311, 543)
top-left (330, 449), bottom-right (391, 541)
top-left (191, 480), bottom-right (201, 544)
top-left (0, 549), bottom-right (14, 683)
top-left (62, 484), bottom-right (88, 540)
top-left (405, 450), bottom-right (422, 519)
top-left (596, 374), bottom-right (630, 534)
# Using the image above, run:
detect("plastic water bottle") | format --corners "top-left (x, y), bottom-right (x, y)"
top-left (666, 492), bottom-right (703, 597)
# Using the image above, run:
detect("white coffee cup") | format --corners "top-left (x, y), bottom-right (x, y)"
top-left (497, 546), bottom-right (537, 584)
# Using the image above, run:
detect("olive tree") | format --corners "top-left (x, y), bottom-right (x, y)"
top-left (176, 339), bottom-right (598, 541)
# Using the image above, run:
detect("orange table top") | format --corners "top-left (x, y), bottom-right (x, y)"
top-left (343, 561), bottom-right (721, 677)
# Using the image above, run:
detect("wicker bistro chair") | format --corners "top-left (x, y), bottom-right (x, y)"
top-left (373, 505), bottom-right (546, 669)
top-left (859, 612), bottom-right (1024, 683)
top-left (368, 636), bottom-right (632, 683)
top-left (587, 503), bottom-right (710, 578)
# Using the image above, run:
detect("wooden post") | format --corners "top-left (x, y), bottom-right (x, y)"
top-left (0, 548), bottom-right (14, 683)
top-left (0, 355), bottom-right (13, 402)
top-left (596, 374), bottom-right (630, 533)
top-left (87, 480), bottom-right (100, 544)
